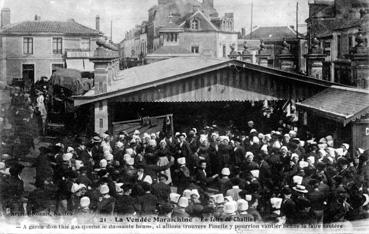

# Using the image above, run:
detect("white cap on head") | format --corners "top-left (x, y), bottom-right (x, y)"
top-left (67, 146), bottom-right (74, 153)
top-left (80, 196), bottom-right (90, 208)
top-left (307, 156), bottom-right (315, 164)
top-left (133, 130), bottom-right (140, 135)
top-left (62, 153), bottom-right (73, 161)
top-left (71, 183), bottom-right (80, 193)
top-left (250, 170), bottom-right (259, 178)
top-left (270, 197), bottom-right (283, 209)
top-left (223, 202), bottom-right (237, 214)
top-left (75, 160), bottom-right (84, 170)
top-left (213, 194), bottom-right (224, 204)
top-left (221, 167), bottom-right (230, 176)
top-left (99, 159), bottom-right (107, 168)
top-left (115, 183), bottom-right (124, 193)
top-left (237, 199), bottom-right (249, 211)
top-left (342, 143), bottom-right (350, 150)
top-left (191, 189), bottom-right (200, 198)
top-left (293, 175), bottom-right (303, 185)
top-left (143, 175), bottom-right (153, 185)
top-left (178, 197), bottom-right (189, 208)
top-left (126, 157), bottom-right (134, 166)
top-left (177, 157), bottom-right (186, 165)
top-left (170, 193), bottom-right (181, 203)
top-left (116, 141), bottom-right (124, 148)
top-left (104, 153), bottom-right (114, 161)
top-left (183, 189), bottom-right (192, 198)
top-left (245, 151), bottom-right (254, 159)
top-left (100, 184), bottom-right (110, 194)
top-left (299, 160), bottom-right (309, 168)
top-left (245, 194), bottom-right (252, 201)
top-left (272, 140), bottom-right (281, 149)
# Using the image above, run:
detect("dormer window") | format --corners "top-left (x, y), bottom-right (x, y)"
top-left (191, 19), bottom-right (199, 30)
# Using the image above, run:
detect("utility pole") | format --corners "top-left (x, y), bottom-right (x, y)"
top-left (296, 1), bottom-right (299, 39)
top-left (250, 0), bottom-right (253, 39)
top-left (110, 20), bottom-right (113, 42)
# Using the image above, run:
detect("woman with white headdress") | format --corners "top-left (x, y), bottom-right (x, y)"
top-left (156, 140), bottom-right (172, 184)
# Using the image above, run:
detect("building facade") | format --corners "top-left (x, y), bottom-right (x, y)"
top-left (306, 0), bottom-right (369, 85)
top-left (0, 9), bottom-right (102, 89)
top-left (120, 0), bottom-right (238, 63)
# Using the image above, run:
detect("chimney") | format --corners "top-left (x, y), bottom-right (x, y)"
top-left (241, 28), bottom-right (246, 38)
top-left (1, 8), bottom-right (10, 28)
top-left (96, 15), bottom-right (100, 31)
top-left (34, 15), bottom-right (41, 21)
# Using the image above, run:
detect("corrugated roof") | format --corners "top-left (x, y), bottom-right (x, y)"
top-left (297, 86), bottom-right (369, 126)
top-left (0, 20), bottom-right (101, 35)
top-left (81, 56), bottom-right (228, 98)
top-left (244, 26), bottom-right (298, 41)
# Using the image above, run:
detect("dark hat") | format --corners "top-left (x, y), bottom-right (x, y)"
top-left (359, 150), bottom-right (369, 162)
top-left (67, 170), bottom-right (79, 179)
top-left (316, 161), bottom-right (326, 170)
top-left (338, 157), bottom-right (349, 165)
top-left (282, 187), bottom-right (292, 195)
top-left (141, 182), bottom-right (151, 192)
top-left (9, 163), bottom-right (25, 176)
top-left (233, 137), bottom-right (242, 143)
top-left (158, 173), bottom-right (168, 180)
top-left (122, 183), bottom-right (133, 192)
top-left (158, 202), bottom-right (173, 214)
top-left (97, 169), bottom-right (109, 177)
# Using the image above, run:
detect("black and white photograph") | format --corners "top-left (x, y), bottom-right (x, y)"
top-left (0, 0), bottom-right (368, 233)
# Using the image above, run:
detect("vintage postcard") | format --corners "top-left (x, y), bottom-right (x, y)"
top-left (0, 0), bottom-right (368, 233)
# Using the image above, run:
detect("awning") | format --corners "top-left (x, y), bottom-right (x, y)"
top-left (66, 59), bottom-right (94, 72)
top-left (296, 86), bottom-right (369, 126)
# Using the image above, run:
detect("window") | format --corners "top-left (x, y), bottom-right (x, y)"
top-left (191, 46), bottom-right (199, 54)
top-left (191, 19), bottom-right (199, 30)
top-left (81, 38), bottom-right (90, 51)
top-left (53, 37), bottom-right (63, 54)
top-left (23, 37), bottom-right (33, 54)
top-left (223, 45), bottom-right (226, 57)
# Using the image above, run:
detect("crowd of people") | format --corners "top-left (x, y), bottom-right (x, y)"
top-left (1, 109), bottom-right (369, 224)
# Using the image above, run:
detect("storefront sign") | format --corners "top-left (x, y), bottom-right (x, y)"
top-left (66, 51), bottom-right (91, 58)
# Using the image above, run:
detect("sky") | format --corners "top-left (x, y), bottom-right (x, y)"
top-left (0, 0), bottom-right (310, 42)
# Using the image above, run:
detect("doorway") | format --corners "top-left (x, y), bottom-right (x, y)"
top-left (22, 64), bottom-right (34, 91)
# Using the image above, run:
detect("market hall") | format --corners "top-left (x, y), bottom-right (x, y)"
top-left (73, 43), bottom-right (369, 150)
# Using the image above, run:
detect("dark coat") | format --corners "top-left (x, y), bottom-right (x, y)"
top-left (115, 194), bottom-right (136, 215)
top-left (151, 182), bottom-right (171, 202)
top-left (136, 192), bottom-right (158, 215)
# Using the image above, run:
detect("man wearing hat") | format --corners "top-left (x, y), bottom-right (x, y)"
top-left (195, 160), bottom-right (218, 190)
top-left (174, 133), bottom-right (193, 171)
top-left (136, 182), bottom-right (158, 215)
top-left (2, 163), bottom-right (25, 214)
top-left (280, 187), bottom-right (297, 224)
top-left (115, 184), bottom-right (136, 215)
top-left (152, 173), bottom-right (171, 203)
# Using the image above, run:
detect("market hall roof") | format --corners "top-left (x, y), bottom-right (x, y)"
top-left (296, 86), bottom-right (369, 126)
top-left (74, 56), bottom-right (343, 106)
top-left (0, 20), bottom-right (102, 36)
